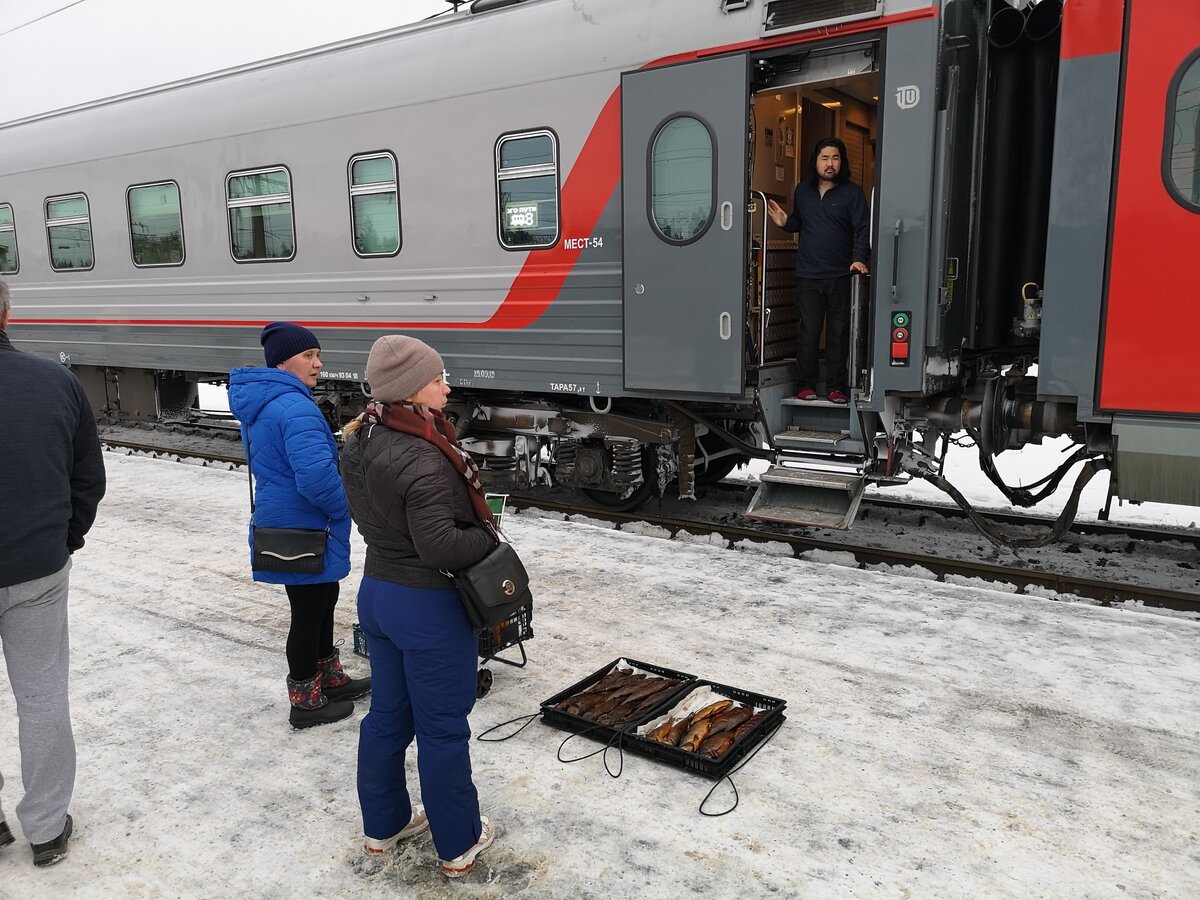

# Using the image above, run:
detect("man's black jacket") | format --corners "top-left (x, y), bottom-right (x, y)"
top-left (0, 329), bottom-right (106, 587)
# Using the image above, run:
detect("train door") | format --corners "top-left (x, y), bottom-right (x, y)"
top-left (621, 53), bottom-right (749, 396)
top-left (748, 42), bottom-right (883, 382)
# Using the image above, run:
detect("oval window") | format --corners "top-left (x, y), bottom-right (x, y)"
top-left (1164, 50), bottom-right (1200, 212)
top-left (650, 116), bottom-right (715, 244)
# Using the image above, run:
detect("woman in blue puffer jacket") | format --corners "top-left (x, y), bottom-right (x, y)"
top-left (228, 322), bottom-right (370, 729)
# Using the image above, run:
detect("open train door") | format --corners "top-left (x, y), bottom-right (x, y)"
top-left (621, 53), bottom-right (749, 395)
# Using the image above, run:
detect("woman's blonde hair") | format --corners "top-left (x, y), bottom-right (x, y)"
top-left (341, 399), bottom-right (425, 438)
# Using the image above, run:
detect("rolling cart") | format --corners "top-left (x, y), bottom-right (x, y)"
top-left (475, 602), bottom-right (533, 698)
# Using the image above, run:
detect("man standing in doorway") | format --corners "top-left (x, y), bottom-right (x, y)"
top-left (0, 278), bottom-right (106, 867)
top-left (767, 137), bottom-right (870, 404)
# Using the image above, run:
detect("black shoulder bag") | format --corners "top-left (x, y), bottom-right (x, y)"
top-left (244, 429), bottom-right (329, 574)
top-left (451, 529), bottom-right (532, 631)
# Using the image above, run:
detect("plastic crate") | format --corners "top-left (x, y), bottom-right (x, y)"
top-left (351, 622), bottom-right (369, 659)
top-left (540, 658), bottom-right (697, 742)
top-left (622, 680), bottom-right (786, 779)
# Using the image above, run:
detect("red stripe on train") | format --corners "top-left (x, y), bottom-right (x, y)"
top-left (1060, 0), bottom-right (1125, 60)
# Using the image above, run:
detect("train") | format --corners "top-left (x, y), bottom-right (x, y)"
top-left (1, 0), bottom-right (1197, 536)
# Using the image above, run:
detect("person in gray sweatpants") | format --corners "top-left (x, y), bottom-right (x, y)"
top-left (0, 278), bottom-right (105, 867)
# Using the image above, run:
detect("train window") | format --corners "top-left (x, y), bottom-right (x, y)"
top-left (650, 116), bottom-right (715, 245)
top-left (45, 194), bottom-right (94, 271)
top-left (495, 129), bottom-right (559, 249)
top-left (1164, 50), bottom-right (1200, 212)
top-left (127, 181), bottom-right (185, 267)
top-left (0, 204), bottom-right (17, 274)
top-left (226, 167), bottom-right (296, 262)
top-left (348, 153), bottom-right (401, 257)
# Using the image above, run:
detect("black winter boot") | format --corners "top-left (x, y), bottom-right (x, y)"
top-left (317, 647), bottom-right (372, 702)
top-left (287, 674), bottom-right (353, 729)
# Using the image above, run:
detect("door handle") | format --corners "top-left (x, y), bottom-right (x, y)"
top-left (719, 312), bottom-right (732, 340)
top-left (891, 219), bottom-right (903, 303)
top-left (720, 201), bottom-right (733, 231)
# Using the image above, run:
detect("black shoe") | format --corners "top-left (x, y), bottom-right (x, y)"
top-left (31, 814), bottom-right (72, 867)
top-left (0, 819), bottom-right (14, 850)
top-left (289, 698), bottom-right (354, 729)
top-left (322, 675), bottom-right (372, 703)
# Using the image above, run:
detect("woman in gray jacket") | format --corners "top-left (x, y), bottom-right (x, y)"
top-left (340, 335), bottom-right (497, 879)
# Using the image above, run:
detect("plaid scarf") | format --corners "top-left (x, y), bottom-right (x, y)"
top-left (364, 401), bottom-right (496, 532)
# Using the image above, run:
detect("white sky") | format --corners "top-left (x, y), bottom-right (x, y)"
top-left (0, 452), bottom-right (1196, 895)
top-left (0, 0), bottom-right (451, 122)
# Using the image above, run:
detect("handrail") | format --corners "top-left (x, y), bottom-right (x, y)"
top-left (750, 190), bottom-right (769, 366)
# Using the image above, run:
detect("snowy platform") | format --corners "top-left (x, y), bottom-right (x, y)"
top-left (0, 453), bottom-right (1196, 898)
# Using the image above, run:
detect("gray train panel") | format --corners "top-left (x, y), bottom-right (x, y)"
top-left (1038, 51), bottom-right (1122, 421)
top-left (621, 53), bottom-right (750, 397)
top-left (868, 18), bottom-right (940, 400)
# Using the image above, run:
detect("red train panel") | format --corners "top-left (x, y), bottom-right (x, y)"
top-left (1100, 0), bottom-right (1200, 414)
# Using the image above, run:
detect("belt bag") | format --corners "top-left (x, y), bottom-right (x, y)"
top-left (252, 526), bottom-right (328, 574)
top-left (453, 541), bottom-right (532, 631)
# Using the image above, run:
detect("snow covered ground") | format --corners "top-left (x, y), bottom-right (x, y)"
top-left (0, 452), bottom-right (1197, 899)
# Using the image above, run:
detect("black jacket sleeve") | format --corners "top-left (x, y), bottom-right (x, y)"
top-left (67, 382), bottom-right (106, 552)
top-left (403, 451), bottom-right (495, 572)
top-left (850, 185), bottom-right (870, 265)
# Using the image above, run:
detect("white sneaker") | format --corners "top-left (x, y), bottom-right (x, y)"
top-left (363, 805), bottom-right (429, 855)
top-left (440, 815), bottom-right (496, 878)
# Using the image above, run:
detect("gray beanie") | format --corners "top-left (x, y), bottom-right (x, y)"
top-left (366, 335), bottom-right (445, 403)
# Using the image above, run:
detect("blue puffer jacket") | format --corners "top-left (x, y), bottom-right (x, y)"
top-left (228, 367), bottom-right (351, 585)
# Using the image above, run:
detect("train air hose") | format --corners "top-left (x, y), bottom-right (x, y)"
top-left (917, 457), bottom-right (1109, 550)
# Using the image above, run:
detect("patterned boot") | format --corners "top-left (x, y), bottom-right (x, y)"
top-left (287, 674), bottom-right (354, 729)
top-left (317, 647), bottom-right (372, 702)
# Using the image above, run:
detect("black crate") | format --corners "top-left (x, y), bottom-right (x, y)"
top-left (479, 603), bottom-right (532, 661)
top-left (352, 622), bottom-right (369, 659)
top-left (622, 680), bottom-right (787, 779)
top-left (540, 658), bottom-right (697, 743)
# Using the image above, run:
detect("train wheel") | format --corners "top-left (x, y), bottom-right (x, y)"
top-left (581, 445), bottom-right (656, 512)
top-left (476, 668), bottom-right (493, 699)
top-left (693, 434), bottom-right (747, 486)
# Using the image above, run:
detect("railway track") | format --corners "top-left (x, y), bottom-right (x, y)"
top-left (98, 433), bottom-right (1199, 615)
top-left (507, 492), bottom-right (1200, 616)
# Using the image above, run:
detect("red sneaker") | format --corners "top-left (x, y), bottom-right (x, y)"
top-left (828, 390), bottom-right (850, 405)
top-left (795, 388), bottom-right (818, 401)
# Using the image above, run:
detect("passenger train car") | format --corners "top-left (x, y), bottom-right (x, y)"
top-left (1, 0), bottom-right (1197, 531)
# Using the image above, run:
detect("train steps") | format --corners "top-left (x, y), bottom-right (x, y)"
top-left (745, 398), bottom-right (868, 530)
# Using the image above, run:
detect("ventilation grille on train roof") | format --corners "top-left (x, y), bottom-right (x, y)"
top-left (761, 0), bottom-right (884, 36)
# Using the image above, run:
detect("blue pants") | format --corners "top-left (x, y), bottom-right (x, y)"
top-left (356, 576), bottom-right (482, 861)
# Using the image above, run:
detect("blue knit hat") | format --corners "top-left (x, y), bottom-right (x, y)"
top-left (260, 322), bottom-right (320, 368)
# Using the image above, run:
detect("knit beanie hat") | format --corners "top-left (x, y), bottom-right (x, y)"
top-left (261, 322), bottom-right (320, 368)
top-left (366, 335), bottom-right (445, 403)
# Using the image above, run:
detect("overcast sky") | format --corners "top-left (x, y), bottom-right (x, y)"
top-left (0, 0), bottom-right (451, 122)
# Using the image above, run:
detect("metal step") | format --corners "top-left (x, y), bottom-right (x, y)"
top-left (745, 465), bottom-right (867, 530)
top-left (774, 428), bottom-right (868, 456)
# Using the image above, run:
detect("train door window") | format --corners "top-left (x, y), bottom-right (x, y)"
top-left (127, 181), bottom-right (185, 267)
top-left (348, 152), bottom-right (401, 257)
top-left (649, 116), bottom-right (715, 244)
top-left (0, 204), bottom-right (17, 273)
top-left (45, 194), bottom-right (94, 271)
top-left (226, 166), bottom-right (296, 262)
top-left (495, 129), bottom-right (559, 249)
top-left (1164, 50), bottom-right (1200, 212)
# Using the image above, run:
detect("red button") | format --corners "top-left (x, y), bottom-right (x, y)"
top-left (891, 341), bottom-right (910, 359)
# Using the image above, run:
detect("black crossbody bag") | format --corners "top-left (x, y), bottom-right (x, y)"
top-left (450, 529), bottom-right (532, 631)
top-left (244, 430), bottom-right (329, 575)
